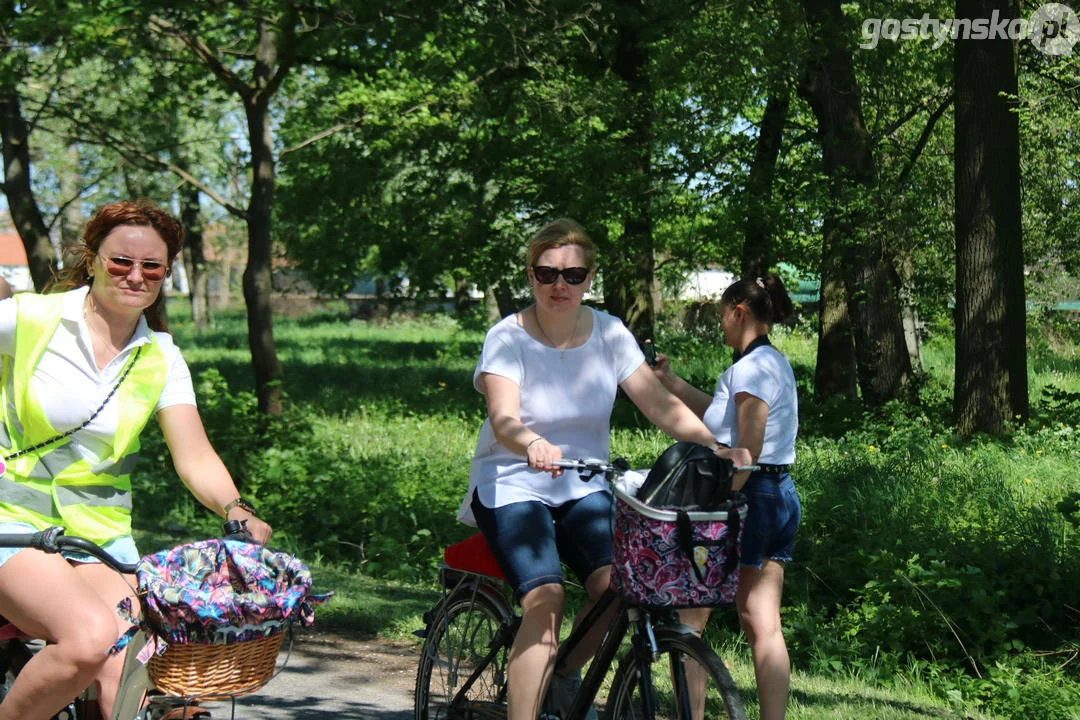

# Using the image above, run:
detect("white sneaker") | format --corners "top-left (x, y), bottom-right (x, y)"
top-left (542, 670), bottom-right (599, 720)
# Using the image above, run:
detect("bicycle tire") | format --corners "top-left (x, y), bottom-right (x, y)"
top-left (414, 588), bottom-right (513, 720)
top-left (606, 628), bottom-right (746, 720)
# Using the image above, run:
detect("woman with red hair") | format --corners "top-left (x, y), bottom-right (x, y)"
top-left (0, 200), bottom-right (271, 720)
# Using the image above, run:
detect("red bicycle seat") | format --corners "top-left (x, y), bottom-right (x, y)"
top-left (443, 533), bottom-right (505, 580)
top-left (0, 618), bottom-right (30, 641)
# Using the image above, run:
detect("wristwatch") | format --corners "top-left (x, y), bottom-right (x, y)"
top-left (223, 497), bottom-right (257, 517)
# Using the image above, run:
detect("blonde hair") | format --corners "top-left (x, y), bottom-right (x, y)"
top-left (526, 218), bottom-right (596, 269)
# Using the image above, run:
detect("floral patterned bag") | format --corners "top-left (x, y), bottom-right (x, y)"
top-left (110, 539), bottom-right (330, 660)
top-left (610, 487), bottom-right (747, 608)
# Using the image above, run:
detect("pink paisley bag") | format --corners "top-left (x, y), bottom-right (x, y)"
top-left (610, 487), bottom-right (747, 608)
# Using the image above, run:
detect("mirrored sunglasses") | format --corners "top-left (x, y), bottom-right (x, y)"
top-left (99, 255), bottom-right (168, 282)
top-left (532, 265), bottom-right (589, 285)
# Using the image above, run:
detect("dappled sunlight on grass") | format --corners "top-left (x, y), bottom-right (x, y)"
top-left (147, 299), bottom-right (1080, 718)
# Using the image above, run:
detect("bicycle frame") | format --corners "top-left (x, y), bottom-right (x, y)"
top-left (431, 457), bottom-right (753, 718)
top-left (113, 630), bottom-right (150, 720)
top-left (553, 587), bottom-right (697, 720)
top-left (438, 577), bottom-right (684, 720)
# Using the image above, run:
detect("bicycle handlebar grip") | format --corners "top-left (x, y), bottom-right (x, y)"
top-left (36, 526), bottom-right (66, 553)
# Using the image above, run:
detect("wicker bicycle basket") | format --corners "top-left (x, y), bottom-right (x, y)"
top-left (147, 632), bottom-right (284, 699)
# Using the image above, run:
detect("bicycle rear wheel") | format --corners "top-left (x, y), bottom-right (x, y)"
top-left (414, 588), bottom-right (512, 720)
top-left (606, 628), bottom-right (746, 720)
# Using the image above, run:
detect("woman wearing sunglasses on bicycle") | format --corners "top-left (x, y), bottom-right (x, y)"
top-left (0, 200), bottom-right (272, 720)
top-left (457, 218), bottom-right (750, 720)
top-left (652, 274), bottom-right (800, 720)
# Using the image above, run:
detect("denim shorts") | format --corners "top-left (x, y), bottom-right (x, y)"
top-left (740, 472), bottom-right (801, 568)
top-left (0, 521), bottom-right (140, 569)
top-left (471, 489), bottom-right (614, 601)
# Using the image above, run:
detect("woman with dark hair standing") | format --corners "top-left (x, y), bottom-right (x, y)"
top-left (0, 200), bottom-right (271, 720)
top-left (653, 274), bottom-right (800, 720)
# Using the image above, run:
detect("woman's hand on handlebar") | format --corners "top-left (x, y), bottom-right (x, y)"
top-left (715, 446), bottom-right (752, 467)
top-left (714, 446), bottom-right (753, 490)
top-left (230, 514), bottom-right (273, 544)
top-left (526, 437), bottom-right (564, 478)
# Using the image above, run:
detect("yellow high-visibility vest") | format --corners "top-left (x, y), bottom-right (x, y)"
top-left (0, 292), bottom-right (167, 543)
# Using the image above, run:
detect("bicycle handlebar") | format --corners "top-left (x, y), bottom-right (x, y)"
top-left (0, 521), bottom-right (258, 575)
top-left (554, 457), bottom-right (760, 480)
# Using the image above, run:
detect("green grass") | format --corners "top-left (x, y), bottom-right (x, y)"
top-left (137, 297), bottom-right (1080, 720)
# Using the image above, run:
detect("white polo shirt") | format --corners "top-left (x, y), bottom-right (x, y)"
top-left (0, 287), bottom-right (196, 466)
top-left (702, 343), bottom-right (797, 466)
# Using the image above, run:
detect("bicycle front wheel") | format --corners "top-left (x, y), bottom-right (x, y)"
top-left (606, 628), bottom-right (746, 720)
top-left (414, 588), bottom-right (512, 720)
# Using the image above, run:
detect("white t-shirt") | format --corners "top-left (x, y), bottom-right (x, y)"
top-left (702, 343), bottom-right (797, 466)
top-left (457, 307), bottom-right (645, 526)
top-left (0, 287), bottom-right (196, 467)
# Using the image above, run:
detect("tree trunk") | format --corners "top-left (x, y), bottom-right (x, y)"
top-left (896, 247), bottom-right (925, 378)
top-left (953, 0), bottom-right (1026, 436)
top-left (0, 89), bottom-right (55, 291)
top-left (452, 275), bottom-right (472, 315)
top-left (244, 92), bottom-right (284, 415)
top-left (489, 283), bottom-right (516, 321)
top-left (59, 144), bottom-right (84, 267)
top-left (814, 220), bottom-right (858, 400)
top-left (604, 0), bottom-right (657, 341)
top-left (179, 180), bottom-right (210, 329)
top-left (799, 0), bottom-right (911, 406)
top-left (742, 84), bottom-right (790, 279)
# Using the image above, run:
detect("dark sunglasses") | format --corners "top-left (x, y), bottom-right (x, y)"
top-left (532, 266), bottom-right (589, 285)
top-left (99, 255), bottom-right (168, 282)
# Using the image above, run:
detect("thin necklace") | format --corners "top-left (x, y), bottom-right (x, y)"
top-left (84, 295), bottom-right (134, 360)
top-left (534, 306), bottom-right (581, 361)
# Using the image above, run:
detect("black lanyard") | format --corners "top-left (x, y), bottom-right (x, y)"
top-left (732, 334), bottom-right (771, 364)
top-left (4, 345), bottom-right (143, 462)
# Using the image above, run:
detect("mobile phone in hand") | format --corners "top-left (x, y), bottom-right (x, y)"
top-left (642, 342), bottom-right (657, 366)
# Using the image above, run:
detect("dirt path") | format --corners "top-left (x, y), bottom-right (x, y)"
top-left (198, 631), bottom-right (420, 719)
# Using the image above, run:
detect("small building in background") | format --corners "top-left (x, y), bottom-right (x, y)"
top-left (0, 233), bottom-right (34, 293)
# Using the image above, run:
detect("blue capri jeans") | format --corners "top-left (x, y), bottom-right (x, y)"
top-left (471, 489), bottom-right (615, 601)
top-left (740, 471), bottom-right (801, 568)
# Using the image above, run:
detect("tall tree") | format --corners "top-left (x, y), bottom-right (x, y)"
top-left (798, 0), bottom-right (911, 406)
top-left (953, 0), bottom-right (1027, 435)
top-left (146, 4), bottom-right (302, 414)
top-left (179, 178), bottom-right (210, 329)
top-left (0, 8), bottom-right (57, 291)
top-left (741, 80), bottom-right (791, 280)
top-left (0, 84), bottom-right (54, 290)
top-left (601, 0), bottom-right (658, 340)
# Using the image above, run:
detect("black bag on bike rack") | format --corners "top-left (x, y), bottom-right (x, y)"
top-left (636, 441), bottom-right (734, 510)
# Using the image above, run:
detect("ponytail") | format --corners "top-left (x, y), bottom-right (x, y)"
top-left (720, 274), bottom-right (794, 324)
